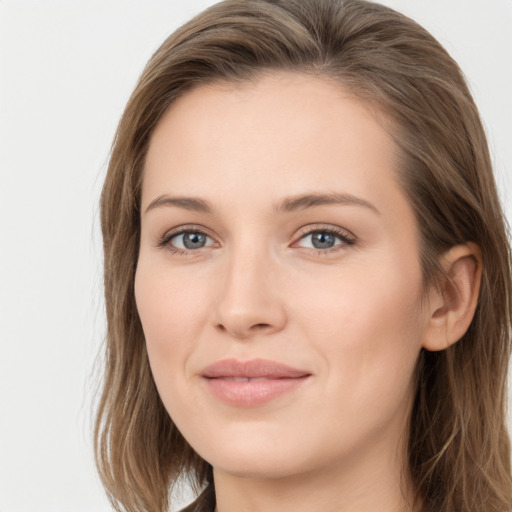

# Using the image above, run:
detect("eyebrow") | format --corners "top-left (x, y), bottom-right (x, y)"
top-left (274, 192), bottom-right (380, 215)
top-left (145, 195), bottom-right (212, 214)
top-left (144, 192), bottom-right (379, 215)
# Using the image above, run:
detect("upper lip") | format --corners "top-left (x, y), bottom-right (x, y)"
top-left (201, 358), bottom-right (311, 379)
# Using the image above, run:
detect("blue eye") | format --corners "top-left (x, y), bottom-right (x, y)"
top-left (158, 225), bottom-right (355, 256)
top-left (173, 231), bottom-right (210, 249)
top-left (304, 232), bottom-right (338, 249)
top-left (159, 229), bottom-right (214, 253)
top-left (296, 228), bottom-right (355, 252)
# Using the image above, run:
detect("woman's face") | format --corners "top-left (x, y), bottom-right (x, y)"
top-left (135, 72), bottom-right (431, 481)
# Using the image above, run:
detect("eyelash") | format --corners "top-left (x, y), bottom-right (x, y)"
top-left (156, 224), bottom-right (356, 257)
top-left (294, 225), bottom-right (356, 255)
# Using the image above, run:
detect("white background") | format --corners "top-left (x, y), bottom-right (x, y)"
top-left (0, 1), bottom-right (511, 511)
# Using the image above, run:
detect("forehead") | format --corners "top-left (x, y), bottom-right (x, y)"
top-left (142, 71), bottom-right (402, 215)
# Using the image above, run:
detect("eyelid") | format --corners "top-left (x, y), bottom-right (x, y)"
top-left (292, 224), bottom-right (356, 253)
top-left (294, 224), bottom-right (356, 242)
top-left (156, 224), bottom-right (217, 251)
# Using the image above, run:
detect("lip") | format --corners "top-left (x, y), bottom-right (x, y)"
top-left (200, 358), bottom-right (312, 407)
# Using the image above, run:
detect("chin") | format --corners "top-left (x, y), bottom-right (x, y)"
top-left (190, 427), bottom-right (325, 480)
top-left (210, 453), bottom-right (311, 480)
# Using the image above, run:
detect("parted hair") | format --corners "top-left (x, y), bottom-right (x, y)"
top-left (95, 1), bottom-right (512, 511)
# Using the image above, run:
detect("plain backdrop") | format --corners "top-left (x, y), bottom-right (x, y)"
top-left (0, 1), bottom-right (511, 511)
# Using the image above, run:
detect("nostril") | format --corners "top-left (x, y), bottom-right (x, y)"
top-left (215, 321), bottom-right (273, 339)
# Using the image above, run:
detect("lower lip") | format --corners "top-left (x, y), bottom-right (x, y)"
top-left (203, 376), bottom-right (310, 407)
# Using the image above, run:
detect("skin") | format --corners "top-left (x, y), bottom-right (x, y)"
top-left (135, 72), bottom-right (481, 512)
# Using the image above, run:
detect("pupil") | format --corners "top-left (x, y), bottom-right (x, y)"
top-left (183, 232), bottom-right (206, 249)
top-left (312, 232), bottom-right (335, 249)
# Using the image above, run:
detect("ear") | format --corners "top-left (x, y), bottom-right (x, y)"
top-left (422, 243), bottom-right (482, 352)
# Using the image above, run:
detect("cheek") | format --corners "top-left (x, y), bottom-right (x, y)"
top-left (134, 261), bottom-right (207, 379)
top-left (295, 255), bottom-right (425, 402)
top-left (298, 251), bottom-right (423, 332)
top-left (134, 261), bottom-right (210, 438)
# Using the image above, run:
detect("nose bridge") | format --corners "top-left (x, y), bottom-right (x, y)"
top-left (213, 234), bottom-right (286, 338)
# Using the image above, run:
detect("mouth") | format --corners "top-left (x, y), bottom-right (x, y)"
top-left (200, 358), bottom-right (312, 407)
top-left (218, 376), bottom-right (290, 382)
top-left (201, 358), bottom-right (310, 379)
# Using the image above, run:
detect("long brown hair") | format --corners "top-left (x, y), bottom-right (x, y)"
top-left (95, 1), bottom-right (512, 511)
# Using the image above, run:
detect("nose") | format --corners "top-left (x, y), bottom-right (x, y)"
top-left (212, 242), bottom-right (287, 340)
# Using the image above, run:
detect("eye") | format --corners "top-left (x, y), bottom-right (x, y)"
top-left (158, 228), bottom-right (215, 254)
top-left (294, 226), bottom-right (355, 253)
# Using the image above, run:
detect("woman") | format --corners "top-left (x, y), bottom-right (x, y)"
top-left (94, 1), bottom-right (512, 511)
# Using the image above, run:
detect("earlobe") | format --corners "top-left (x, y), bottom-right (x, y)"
top-left (422, 243), bottom-right (482, 352)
